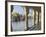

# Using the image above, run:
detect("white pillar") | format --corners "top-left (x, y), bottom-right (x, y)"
top-left (32, 9), bottom-right (35, 26)
top-left (35, 10), bottom-right (38, 25)
top-left (23, 7), bottom-right (27, 30)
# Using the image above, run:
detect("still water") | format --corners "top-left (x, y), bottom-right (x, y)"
top-left (12, 19), bottom-right (34, 31)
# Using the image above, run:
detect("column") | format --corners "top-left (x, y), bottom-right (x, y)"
top-left (25, 6), bottom-right (29, 30)
top-left (34, 9), bottom-right (36, 25)
top-left (32, 8), bottom-right (35, 26)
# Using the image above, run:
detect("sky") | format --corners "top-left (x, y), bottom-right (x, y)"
top-left (13, 5), bottom-right (24, 15)
top-left (13, 5), bottom-right (33, 15)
